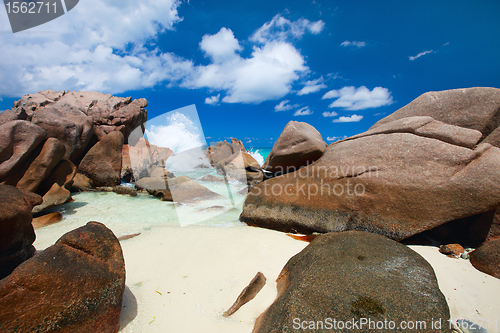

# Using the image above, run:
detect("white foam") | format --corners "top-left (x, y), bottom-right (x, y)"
top-left (246, 149), bottom-right (264, 166)
top-left (145, 111), bottom-right (205, 154)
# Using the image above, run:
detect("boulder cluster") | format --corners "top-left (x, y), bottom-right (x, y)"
top-left (240, 88), bottom-right (500, 330)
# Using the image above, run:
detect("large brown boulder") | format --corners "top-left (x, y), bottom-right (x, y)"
top-left (470, 238), bottom-right (500, 279)
top-left (79, 131), bottom-right (124, 187)
top-left (0, 185), bottom-right (42, 280)
top-left (31, 106), bottom-right (94, 162)
top-left (14, 89), bottom-right (147, 145)
top-left (206, 140), bottom-right (234, 166)
top-left (15, 138), bottom-right (66, 193)
top-left (0, 120), bottom-right (46, 183)
top-left (0, 222), bottom-right (125, 332)
top-left (253, 231), bottom-right (451, 333)
top-left (241, 120), bottom-right (500, 241)
top-left (262, 121), bottom-right (327, 175)
top-left (371, 87), bottom-right (500, 144)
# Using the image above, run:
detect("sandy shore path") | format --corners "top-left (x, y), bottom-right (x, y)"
top-left (117, 225), bottom-right (308, 332)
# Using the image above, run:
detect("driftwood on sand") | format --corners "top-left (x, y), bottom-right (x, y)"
top-left (223, 272), bottom-right (266, 317)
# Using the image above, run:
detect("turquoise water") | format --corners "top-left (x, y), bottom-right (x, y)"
top-left (246, 147), bottom-right (271, 165)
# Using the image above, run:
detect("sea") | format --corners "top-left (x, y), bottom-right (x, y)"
top-left (33, 147), bottom-right (272, 249)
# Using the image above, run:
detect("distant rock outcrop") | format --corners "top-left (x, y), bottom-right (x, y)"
top-left (0, 89), bottom-right (148, 212)
top-left (241, 88), bottom-right (500, 242)
top-left (262, 121), bottom-right (327, 176)
top-left (0, 222), bottom-right (126, 332)
top-left (0, 185), bottom-right (41, 280)
top-left (252, 231), bottom-right (451, 333)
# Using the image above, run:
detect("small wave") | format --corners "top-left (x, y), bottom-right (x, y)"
top-left (247, 149), bottom-right (265, 166)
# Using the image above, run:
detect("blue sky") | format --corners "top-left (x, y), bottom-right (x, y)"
top-left (1, 0), bottom-right (499, 147)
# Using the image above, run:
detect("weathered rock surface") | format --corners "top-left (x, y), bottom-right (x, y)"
top-left (439, 244), bottom-right (465, 257)
top-left (470, 239), bottom-right (500, 279)
top-left (200, 174), bottom-right (225, 182)
top-left (215, 150), bottom-right (263, 185)
top-left (207, 140), bottom-right (234, 166)
top-left (0, 185), bottom-right (42, 280)
top-left (71, 172), bottom-right (94, 191)
top-left (79, 131), bottom-right (124, 187)
top-left (32, 212), bottom-right (64, 229)
top-left (33, 160), bottom-right (77, 214)
top-left (262, 121), bottom-right (327, 175)
top-left (31, 106), bottom-right (94, 162)
top-left (13, 89), bottom-right (147, 146)
top-left (113, 186), bottom-right (137, 197)
top-left (0, 120), bottom-right (46, 183)
top-left (241, 132), bottom-right (500, 241)
top-left (371, 87), bottom-right (500, 144)
top-left (136, 176), bottom-right (219, 203)
top-left (122, 139), bottom-right (173, 182)
top-left (0, 222), bottom-right (125, 332)
top-left (253, 231), bottom-right (451, 333)
top-left (15, 138), bottom-right (66, 193)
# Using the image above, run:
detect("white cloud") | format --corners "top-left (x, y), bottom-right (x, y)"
top-left (200, 28), bottom-right (242, 63)
top-left (322, 86), bottom-right (394, 111)
top-left (205, 94), bottom-right (220, 105)
top-left (322, 111), bottom-right (338, 117)
top-left (297, 77), bottom-right (327, 95)
top-left (0, 0), bottom-right (189, 97)
top-left (327, 135), bottom-right (347, 141)
top-left (341, 40), bottom-right (366, 48)
top-left (332, 114), bottom-right (363, 123)
top-left (0, 8), bottom-right (323, 105)
top-left (294, 106), bottom-right (313, 116)
top-left (409, 50), bottom-right (434, 61)
top-left (275, 100), bottom-right (300, 111)
top-left (250, 14), bottom-right (325, 43)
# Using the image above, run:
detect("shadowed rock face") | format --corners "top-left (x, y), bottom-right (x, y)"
top-left (0, 222), bottom-right (126, 333)
top-left (79, 131), bottom-right (124, 187)
top-left (0, 185), bottom-right (42, 280)
top-left (252, 231), bottom-right (451, 333)
top-left (263, 121), bottom-right (327, 175)
top-left (241, 125), bottom-right (500, 241)
top-left (0, 120), bottom-right (47, 183)
top-left (470, 239), bottom-right (500, 279)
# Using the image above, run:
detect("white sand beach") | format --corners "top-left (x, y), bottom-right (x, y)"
top-left (32, 191), bottom-right (500, 333)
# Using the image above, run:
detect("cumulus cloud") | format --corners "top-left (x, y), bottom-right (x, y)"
top-left (275, 100), bottom-right (300, 111)
top-left (297, 77), bottom-right (327, 95)
top-left (205, 94), bottom-right (220, 105)
top-left (322, 111), bottom-right (338, 117)
top-left (322, 86), bottom-right (394, 111)
top-left (0, 0), bottom-right (189, 97)
top-left (200, 28), bottom-right (242, 63)
top-left (250, 14), bottom-right (325, 43)
top-left (341, 41), bottom-right (366, 48)
top-left (294, 106), bottom-right (313, 116)
top-left (332, 114), bottom-right (363, 123)
top-left (409, 50), bottom-right (434, 61)
top-left (0, 6), bottom-right (323, 106)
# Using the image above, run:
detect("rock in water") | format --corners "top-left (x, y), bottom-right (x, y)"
top-left (224, 272), bottom-right (266, 317)
top-left (470, 239), bottom-right (500, 278)
top-left (252, 231), bottom-right (451, 333)
top-left (0, 222), bottom-right (126, 332)
top-left (241, 121), bottom-right (500, 241)
top-left (262, 121), bottom-right (326, 175)
top-left (0, 185), bottom-right (42, 280)
top-left (79, 131), bottom-right (124, 187)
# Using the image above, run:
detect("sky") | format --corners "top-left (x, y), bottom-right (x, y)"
top-left (0, 0), bottom-right (499, 147)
